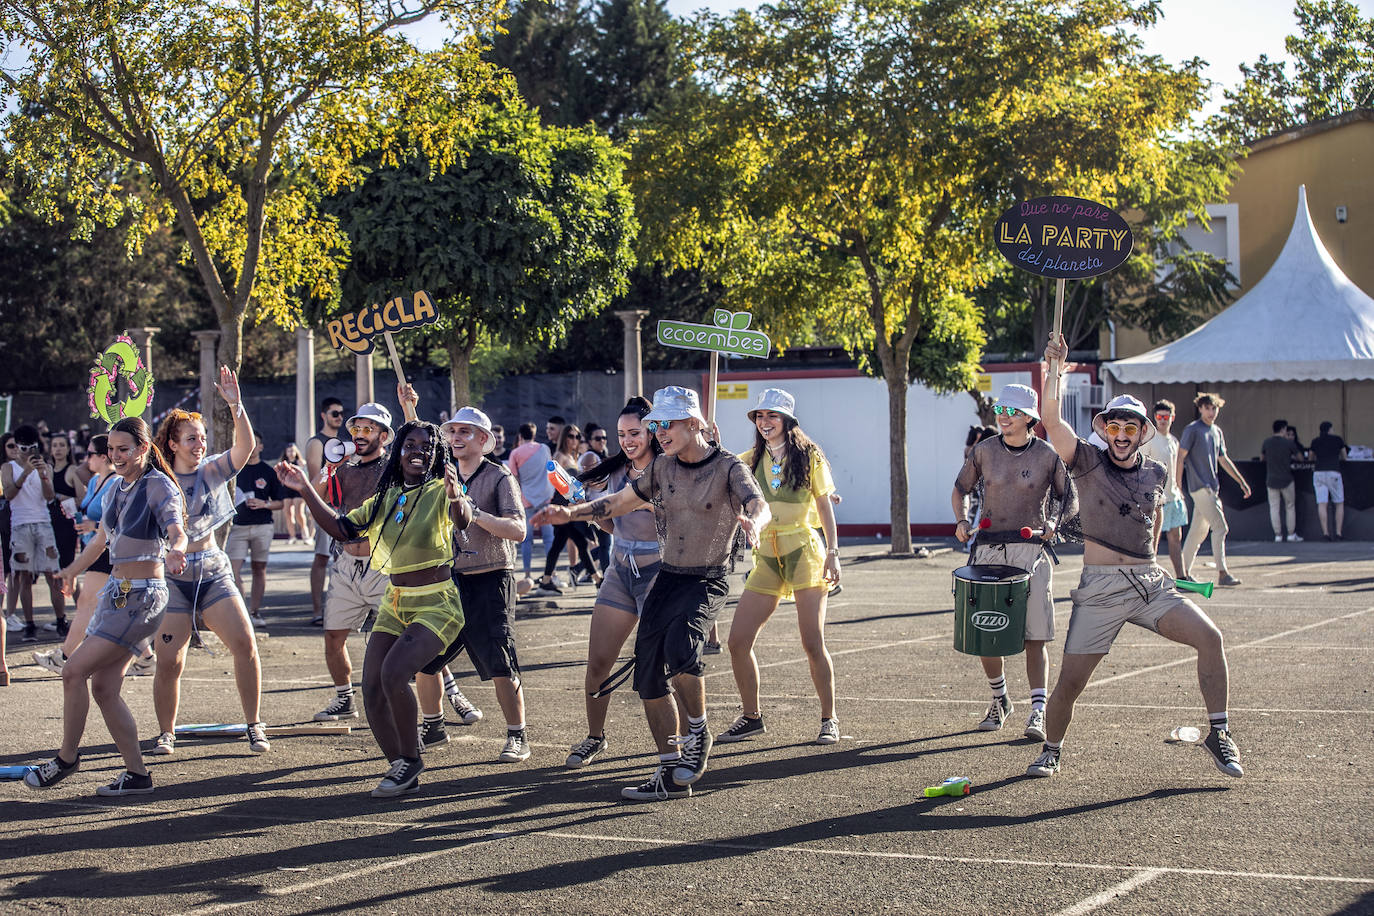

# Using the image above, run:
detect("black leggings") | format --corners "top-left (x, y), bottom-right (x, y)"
top-left (542, 520), bottom-right (600, 580)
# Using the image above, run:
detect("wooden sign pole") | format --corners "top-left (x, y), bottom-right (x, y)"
top-left (708, 350), bottom-right (720, 426)
top-left (1047, 278), bottom-right (1066, 401)
top-left (383, 331), bottom-right (406, 389)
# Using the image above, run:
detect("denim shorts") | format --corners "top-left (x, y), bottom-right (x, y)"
top-left (166, 548), bottom-right (240, 614)
top-left (88, 578), bottom-right (169, 656)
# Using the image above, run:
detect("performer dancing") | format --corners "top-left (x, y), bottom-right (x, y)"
top-left (310, 402), bottom-right (394, 722)
top-left (416, 407), bottom-right (528, 760)
top-left (1028, 336), bottom-right (1243, 779)
top-left (720, 389), bottom-right (842, 746)
top-left (26, 417), bottom-right (187, 796)
top-left (951, 384), bottom-right (1069, 741)
top-left (535, 386), bottom-right (768, 800)
top-left (280, 419), bottom-right (471, 797)
top-left (149, 367), bottom-right (267, 756)
top-left (563, 397), bottom-right (664, 768)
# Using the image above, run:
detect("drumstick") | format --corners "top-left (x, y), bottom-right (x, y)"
top-left (1020, 527), bottom-right (1044, 539)
top-left (979, 519), bottom-right (991, 530)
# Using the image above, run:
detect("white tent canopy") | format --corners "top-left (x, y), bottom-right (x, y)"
top-left (1104, 186), bottom-right (1374, 384)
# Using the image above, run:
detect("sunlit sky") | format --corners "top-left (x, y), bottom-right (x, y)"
top-left (402, 0), bottom-right (1374, 113)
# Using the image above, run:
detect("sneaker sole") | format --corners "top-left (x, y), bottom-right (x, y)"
top-left (421, 736), bottom-right (450, 750)
top-left (621, 786), bottom-right (690, 801)
top-left (1206, 751), bottom-right (1244, 777)
top-left (1024, 726), bottom-right (1047, 741)
top-left (1025, 765), bottom-right (1058, 777)
top-left (147, 746), bottom-right (175, 756)
top-left (453, 711), bottom-right (483, 724)
top-left (248, 744), bottom-right (270, 754)
top-left (715, 724), bottom-right (764, 743)
top-left (97, 785), bottom-right (154, 796)
top-left (498, 751), bottom-right (532, 763)
top-left (314, 710), bottom-right (360, 722)
top-left (370, 779), bottom-right (421, 798)
top-left (816, 735), bottom-right (839, 745)
top-left (976, 720), bottom-right (1007, 732)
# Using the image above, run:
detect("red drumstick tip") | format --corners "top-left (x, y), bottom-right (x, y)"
top-left (979, 518), bottom-right (991, 529)
top-left (1020, 526), bottom-right (1033, 539)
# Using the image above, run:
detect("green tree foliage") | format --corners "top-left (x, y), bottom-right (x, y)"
top-left (630, 0), bottom-right (1216, 552)
top-left (0, 0), bottom-right (506, 439)
top-left (1213, 0), bottom-right (1374, 143)
top-left (327, 99), bottom-right (637, 408)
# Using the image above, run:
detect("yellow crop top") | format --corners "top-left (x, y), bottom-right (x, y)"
top-left (345, 478), bottom-right (456, 575)
top-left (740, 446), bottom-right (835, 533)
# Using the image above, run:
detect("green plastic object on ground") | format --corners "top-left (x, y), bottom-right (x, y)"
top-left (924, 776), bottom-right (972, 797)
top-left (1174, 578), bottom-right (1214, 599)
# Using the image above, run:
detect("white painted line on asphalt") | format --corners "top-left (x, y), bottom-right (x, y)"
top-left (748, 693), bottom-right (1374, 715)
top-left (1087, 605), bottom-right (1374, 688)
top-left (705, 633), bottom-right (947, 678)
top-left (1052, 869), bottom-right (1165, 916)
top-left (529, 830), bottom-right (1374, 885)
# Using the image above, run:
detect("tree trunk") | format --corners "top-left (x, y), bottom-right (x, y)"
top-left (447, 316), bottom-right (478, 411)
top-left (883, 369), bottom-right (912, 554)
top-left (212, 312), bottom-right (245, 451)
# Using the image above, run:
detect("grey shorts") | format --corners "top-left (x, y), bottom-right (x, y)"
top-left (1064, 564), bottom-right (1193, 655)
top-left (595, 546), bottom-right (661, 617)
top-left (323, 554), bottom-right (388, 631)
top-left (166, 548), bottom-right (241, 615)
top-left (971, 542), bottom-right (1054, 641)
top-left (88, 578), bottom-right (169, 656)
top-left (226, 523), bottom-right (275, 564)
top-left (314, 523), bottom-right (334, 557)
top-left (1314, 471), bottom-right (1344, 504)
top-left (10, 521), bottom-right (59, 574)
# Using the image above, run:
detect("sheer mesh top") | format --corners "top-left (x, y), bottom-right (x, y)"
top-left (631, 447), bottom-right (764, 577)
top-left (346, 478), bottom-right (457, 575)
top-left (102, 470), bottom-right (184, 564)
top-left (453, 460), bottom-right (523, 574)
top-left (331, 455), bottom-right (389, 546)
top-left (607, 464), bottom-right (659, 545)
top-left (1066, 438), bottom-right (1168, 560)
top-left (174, 451), bottom-right (238, 541)
top-left (954, 436), bottom-right (1070, 542)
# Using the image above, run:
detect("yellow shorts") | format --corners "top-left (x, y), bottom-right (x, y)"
top-left (374, 579), bottom-right (465, 646)
top-left (744, 526), bottom-right (827, 599)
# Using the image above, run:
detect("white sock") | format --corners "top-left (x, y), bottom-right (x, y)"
top-left (988, 675), bottom-right (1007, 699)
top-left (1030, 688), bottom-right (1047, 712)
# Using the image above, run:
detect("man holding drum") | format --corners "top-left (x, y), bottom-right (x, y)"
top-left (951, 384), bottom-right (1069, 742)
top-left (1028, 336), bottom-right (1243, 779)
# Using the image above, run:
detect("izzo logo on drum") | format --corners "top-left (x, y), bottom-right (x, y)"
top-left (971, 612), bottom-right (1010, 632)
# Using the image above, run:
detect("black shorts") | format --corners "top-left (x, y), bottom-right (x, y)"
top-left (632, 569), bottom-right (728, 700)
top-left (88, 548), bottom-right (113, 576)
top-left (423, 569), bottom-right (519, 679)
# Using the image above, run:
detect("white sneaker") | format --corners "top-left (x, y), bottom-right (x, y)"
top-left (32, 649), bottom-right (65, 675)
top-left (149, 732), bottom-right (176, 756)
top-left (1286, 534), bottom-right (1304, 543)
top-left (250, 614), bottom-right (268, 629)
top-left (498, 732), bottom-right (531, 762)
top-left (1024, 708), bottom-right (1047, 742)
top-left (1274, 535), bottom-right (1283, 543)
top-left (5, 615), bottom-right (23, 633)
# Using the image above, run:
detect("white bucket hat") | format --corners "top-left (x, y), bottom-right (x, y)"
top-left (747, 387), bottom-right (797, 422)
top-left (1092, 395), bottom-right (1156, 446)
top-left (642, 386), bottom-right (707, 426)
top-left (993, 384), bottom-right (1041, 424)
top-left (441, 406), bottom-right (497, 455)
top-left (345, 403), bottom-right (394, 439)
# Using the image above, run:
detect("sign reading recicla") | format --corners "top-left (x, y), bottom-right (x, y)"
top-left (657, 309), bottom-right (771, 357)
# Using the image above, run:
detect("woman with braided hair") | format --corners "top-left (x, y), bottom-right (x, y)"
top-left (280, 418), bottom-right (472, 798)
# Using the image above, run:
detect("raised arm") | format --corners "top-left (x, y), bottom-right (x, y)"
top-left (1040, 335), bottom-right (1079, 464)
top-left (217, 365), bottom-right (255, 471)
top-left (532, 484), bottom-right (648, 527)
top-left (276, 461), bottom-right (353, 541)
top-left (397, 381), bottom-right (419, 424)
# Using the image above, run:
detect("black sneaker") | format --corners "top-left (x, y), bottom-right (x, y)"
top-left (97, 770), bottom-right (154, 796)
top-left (1203, 728), bottom-right (1244, 777)
top-left (24, 754), bottom-right (79, 789)
top-left (418, 720), bottom-right (449, 750)
top-left (716, 714), bottom-right (765, 743)
top-left (314, 693), bottom-right (359, 721)
top-left (671, 729), bottom-right (713, 787)
top-left (977, 695), bottom-right (1012, 731)
top-left (21, 623), bottom-right (38, 643)
top-left (621, 765), bottom-right (691, 801)
top-left (445, 687), bottom-right (483, 724)
top-left (1026, 745), bottom-right (1061, 777)
top-left (54, 617), bottom-right (70, 638)
top-left (566, 734), bottom-right (608, 768)
top-left (371, 757), bottom-right (424, 798)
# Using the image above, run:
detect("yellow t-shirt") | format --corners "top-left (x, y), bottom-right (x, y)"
top-left (346, 478), bottom-right (455, 574)
top-left (739, 446), bottom-right (836, 533)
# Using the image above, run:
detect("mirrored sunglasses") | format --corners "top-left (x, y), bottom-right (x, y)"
top-left (646, 420), bottom-right (677, 434)
top-left (992, 405), bottom-right (1023, 417)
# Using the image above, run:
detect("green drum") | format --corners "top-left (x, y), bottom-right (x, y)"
top-left (952, 564), bottom-right (1029, 657)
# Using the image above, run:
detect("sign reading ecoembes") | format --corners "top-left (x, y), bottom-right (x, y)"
top-left (993, 196), bottom-right (1133, 280)
top-left (327, 290), bottom-right (439, 354)
top-left (657, 309), bottom-right (771, 358)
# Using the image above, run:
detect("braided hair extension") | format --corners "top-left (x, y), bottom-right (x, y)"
top-left (749, 416), bottom-right (820, 492)
top-left (577, 396), bottom-right (661, 486)
top-left (342, 420), bottom-right (447, 540)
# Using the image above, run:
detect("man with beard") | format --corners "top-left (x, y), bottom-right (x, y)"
top-left (306, 397), bottom-right (346, 626)
top-left (1028, 337), bottom-right (1243, 780)
top-left (534, 387), bottom-right (769, 800)
top-left (312, 403), bottom-right (394, 722)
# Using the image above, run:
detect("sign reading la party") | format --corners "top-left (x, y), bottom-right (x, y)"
top-left (994, 196), bottom-right (1133, 280)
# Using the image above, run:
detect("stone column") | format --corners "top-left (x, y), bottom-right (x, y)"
top-left (295, 326), bottom-right (315, 448)
top-left (191, 331), bottom-right (220, 452)
top-left (355, 352), bottom-right (374, 407)
top-left (615, 309), bottom-right (650, 402)
top-left (126, 327), bottom-right (160, 376)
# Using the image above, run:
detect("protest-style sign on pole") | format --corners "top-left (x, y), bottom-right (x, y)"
top-left (0, 394), bottom-right (11, 434)
top-left (993, 195), bottom-right (1134, 399)
top-left (86, 333), bottom-right (156, 427)
top-left (326, 290), bottom-right (439, 393)
top-left (657, 309), bottom-right (772, 425)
